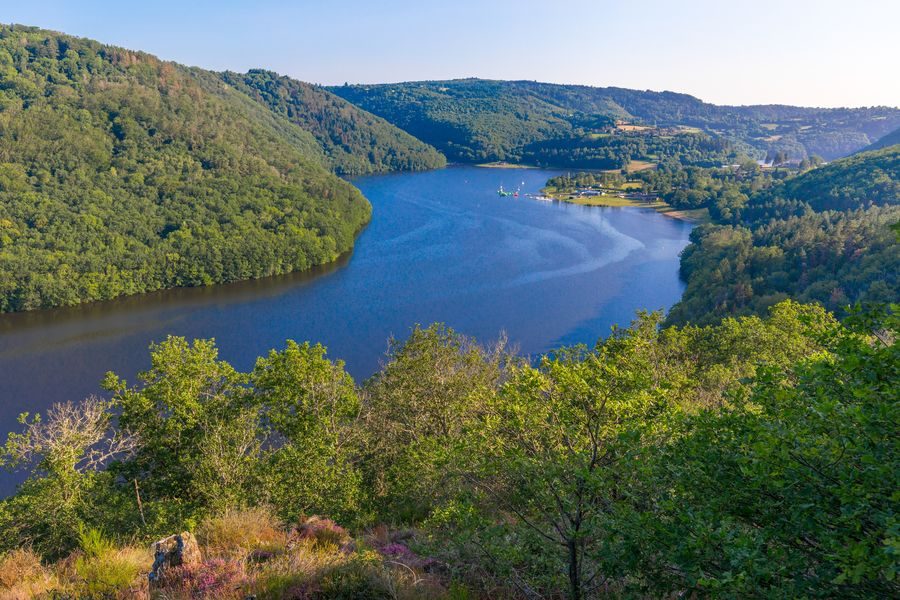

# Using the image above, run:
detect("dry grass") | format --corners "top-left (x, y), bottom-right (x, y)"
top-left (0, 545), bottom-right (149, 599)
top-left (196, 507), bottom-right (287, 558)
top-left (0, 549), bottom-right (45, 588)
top-left (619, 181), bottom-right (645, 190)
top-left (0, 517), bottom-right (462, 599)
top-left (0, 548), bottom-right (58, 599)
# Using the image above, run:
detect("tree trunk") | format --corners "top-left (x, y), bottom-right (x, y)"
top-left (568, 538), bottom-right (581, 600)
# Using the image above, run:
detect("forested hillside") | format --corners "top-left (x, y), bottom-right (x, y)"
top-left (222, 70), bottom-right (446, 175)
top-left (0, 26), bottom-right (372, 312)
top-left (0, 303), bottom-right (895, 598)
top-left (332, 79), bottom-right (593, 163)
top-left (667, 146), bottom-right (900, 324)
top-left (753, 145), bottom-right (899, 214)
top-left (331, 79), bottom-right (900, 163)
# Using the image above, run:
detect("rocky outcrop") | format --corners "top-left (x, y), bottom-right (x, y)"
top-left (148, 532), bottom-right (202, 583)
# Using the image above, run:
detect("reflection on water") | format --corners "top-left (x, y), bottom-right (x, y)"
top-left (0, 166), bottom-right (692, 495)
top-left (0, 255), bottom-right (351, 359)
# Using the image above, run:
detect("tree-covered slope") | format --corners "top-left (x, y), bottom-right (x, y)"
top-left (330, 79), bottom-right (900, 163)
top-left (331, 79), bottom-right (596, 163)
top-left (222, 69), bottom-right (446, 175)
top-left (766, 145), bottom-right (899, 212)
top-left (0, 25), bottom-right (372, 312)
top-left (667, 146), bottom-right (900, 325)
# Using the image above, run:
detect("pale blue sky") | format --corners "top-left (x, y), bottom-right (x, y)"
top-left (2, 0), bottom-right (897, 107)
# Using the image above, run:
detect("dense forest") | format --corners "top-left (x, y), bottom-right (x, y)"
top-left (331, 78), bottom-right (900, 163)
top-left (221, 70), bottom-right (446, 176)
top-left (0, 25), bottom-right (378, 312)
top-left (519, 129), bottom-right (739, 170)
top-left (0, 302), bottom-right (895, 598)
top-left (333, 79), bottom-right (593, 163)
top-left (664, 146), bottom-right (900, 324)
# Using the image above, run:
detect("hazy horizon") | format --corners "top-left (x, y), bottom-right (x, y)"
top-left (3, 0), bottom-right (898, 109)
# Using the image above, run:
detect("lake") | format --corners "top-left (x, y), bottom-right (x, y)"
top-left (0, 166), bottom-right (692, 494)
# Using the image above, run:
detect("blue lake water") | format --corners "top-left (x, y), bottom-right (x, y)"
top-left (0, 166), bottom-right (692, 494)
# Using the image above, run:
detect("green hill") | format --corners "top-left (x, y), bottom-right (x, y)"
top-left (0, 25), bottom-right (372, 312)
top-left (668, 146), bottom-right (900, 325)
top-left (772, 145), bottom-right (900, 212)
top-left (222, 69), bottom-right (446, 175)
top-left (331, 79), bottom-right (594, 163)
top-left (330, 79), bottom-right (900, 164)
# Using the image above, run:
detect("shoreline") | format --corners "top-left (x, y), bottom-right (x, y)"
top-left (543, 191), bottom-right (709, 223)
top-left (655, 207), bottom-right (710, 223)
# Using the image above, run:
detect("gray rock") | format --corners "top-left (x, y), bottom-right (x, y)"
top-left (148, 531), bottom-right (202, 583)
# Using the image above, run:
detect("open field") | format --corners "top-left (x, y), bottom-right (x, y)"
top-left (617, 124), bottom-right (654, 132)
top-left (626, 159), bottom-right (657, 172)
top-left (476, 161), bottom-right (539, 169)
top-left (563, 196), bottom-right (666, 208)
top-left (542, 185), bottom-right (710, 223)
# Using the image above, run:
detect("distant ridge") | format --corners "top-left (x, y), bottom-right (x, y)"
top-left (331, 78), bottom-right (900, 163)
